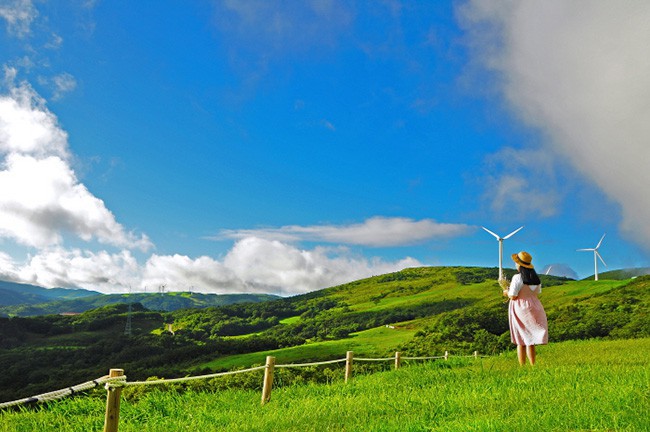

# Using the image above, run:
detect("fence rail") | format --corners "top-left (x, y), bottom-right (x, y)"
top-left (0, 374), bottom-right (126, 410)
top-left (1, 350), bottom-right (482, 432)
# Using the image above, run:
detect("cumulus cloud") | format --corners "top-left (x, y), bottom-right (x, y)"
top-left (144, 239), bottom-right (394, 295)
top-left (222, 237), bottom-right (420, 295)
top-left (0, 71), bottom-right (68, 157)
top-left (460, 1), bottom-right (650, 248)
top-left (0, 71), bottom-right (152, 250)
top-left (10, 238), bottom-right (421, 295)
top-left (0, 0), bottom-right (37, 37)
top-left (217, 216), bottom-right (474, 247)
top-left (142, 254), bottom-right (239, 293)
top-left (17, 248), bottom-right (141, 290)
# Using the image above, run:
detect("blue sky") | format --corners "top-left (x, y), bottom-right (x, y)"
top-left (1, 1), bottom-right (649, 295)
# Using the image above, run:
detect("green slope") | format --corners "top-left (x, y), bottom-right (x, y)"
top-left (1, 338), bottom-right (648, 431)
top-left (194, 267), bottom-right (645, 370)
top-left (1, 266), bottom-right (648, 405)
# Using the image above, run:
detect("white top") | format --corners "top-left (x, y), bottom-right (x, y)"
top-left (508, 273), bottom-right (542, 296)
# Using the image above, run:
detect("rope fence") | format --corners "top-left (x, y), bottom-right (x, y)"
top-left (118, 365), bottom-right (267, 387)
top-left (0, 374), bottom-right (126, 410)
top-left (1, 350), bottom-right (483, 432)
top-left (274, 358), bottom-right (347, 368)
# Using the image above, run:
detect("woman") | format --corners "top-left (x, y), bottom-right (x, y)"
top-left (503, 251), bottom-right (548, 365)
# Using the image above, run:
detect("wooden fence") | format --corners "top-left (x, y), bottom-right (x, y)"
top-left (102, 350), bottom-right (480, 432)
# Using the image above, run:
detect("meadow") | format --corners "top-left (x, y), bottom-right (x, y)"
top-left (1, 338), bottom-right (648, 431)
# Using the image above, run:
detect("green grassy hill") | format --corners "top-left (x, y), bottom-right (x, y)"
top-left (195, 266), bottom-right (645, 370)
top-left (1, 266), bottom-right (648, 405)
top-left (1, 338), bottom-right (648, 431)
top-left (594, 267), bottom-right (650, 280)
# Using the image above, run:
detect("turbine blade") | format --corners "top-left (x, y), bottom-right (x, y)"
top-left (503, 226), bottom-right (524, 240)
top-left (596, 233), bottom-right (606, 249)
top-left (545, 266), bottom-right (553, 275)
top-left (481, 226), bottom-right (500, 240)
top-left (596, 250), bottom-right (607, 267)
top-left (577, 248), bottom-right (595, 252)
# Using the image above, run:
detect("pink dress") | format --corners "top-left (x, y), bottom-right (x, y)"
top-left (508, 275), bottom-right (548, 346)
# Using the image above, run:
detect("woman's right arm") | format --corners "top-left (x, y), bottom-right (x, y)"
top-left (507, 274), bottom-right (522, 300)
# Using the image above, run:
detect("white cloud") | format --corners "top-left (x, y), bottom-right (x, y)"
top-left (219, 237), bottom-right (421, 295)
top-left (217, 216), bottom-right (474, 247)
top-left (51, 72), bottom-right (77, 100)
top-left (482, 147), bottom-right (562, 219)
top-left (0, 251), bottom-right (19, 281)
top-left (0, 73), bottom-right (152, 250)
top-left (0, 0), bottom-right (37, 37)
top-left (320, 119), bottom-right (336, 131)
top-left (142, 254), bottom-right (239, 293)
top-left (0, 71), bottom-right (68, 157)
top-left (45, 32), bottom-right (64, 50)
top-left (461, 1), bottom-right (650, 249)
top-left (5, 238), bottom-right (421, 295)
top-left (17, 248), bottom-right (140, 290)
top-left (216, 0), bottom-right (354, 56)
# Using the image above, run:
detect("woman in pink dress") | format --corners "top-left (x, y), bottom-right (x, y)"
top-left (502, 251), bottom-right (548, 365)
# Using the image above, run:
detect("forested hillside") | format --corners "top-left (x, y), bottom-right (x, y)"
top-left (0, 287), bottom-right (280, 317)
top-left (1, 266), bottom-right (648, 403)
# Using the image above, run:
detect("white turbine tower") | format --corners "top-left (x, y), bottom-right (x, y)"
top-left (578, 234), bottom-right (607, 281)
top-left (482, 226), bottom-right (524, 281)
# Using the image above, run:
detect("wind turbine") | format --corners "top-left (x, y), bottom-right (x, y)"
top-left (578, 234), bottom-right (607, 281)
top-left (545, 266), bottom-right (553, 276)
top-left (482, 226), bottom-right (524, 281)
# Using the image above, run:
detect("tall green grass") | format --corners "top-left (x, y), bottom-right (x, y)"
top-left (2, 338), bottom-right (648, 431)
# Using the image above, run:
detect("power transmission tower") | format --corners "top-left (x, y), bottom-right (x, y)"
top-left (124, 302), bottom-right (133, 336)
top-left (124, 285), bottom-right (133, 336)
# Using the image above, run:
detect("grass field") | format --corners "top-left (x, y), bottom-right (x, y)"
top-left (200, 324), bottom-right (419, 370)
top-left (196, 276), bottom-right (639, 371)
top-left (2, 338), bottom-right (648, 431)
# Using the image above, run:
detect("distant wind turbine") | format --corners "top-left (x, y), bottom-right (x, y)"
top-left (545, 266), bottom-right (553, 276)
top-left (578, 234), bottom-right (607, 281)
top-left (482, 226), bottom-right (524, 281)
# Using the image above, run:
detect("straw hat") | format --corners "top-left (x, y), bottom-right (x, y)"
top-left (512, 251), bottom-right (534, 269)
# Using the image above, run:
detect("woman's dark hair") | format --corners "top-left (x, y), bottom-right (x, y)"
top-left (519, 266), bottom-right (541, 285)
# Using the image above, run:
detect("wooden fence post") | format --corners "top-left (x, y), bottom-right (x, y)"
top-left (394, 351), bottom-right (401, 370)
top-left (474, 350), bottom-right (478, 359)
top-left (103, 368), bottom-right (124, 432)
top-left (261, 356), bottom-right (275, 405)
top-left (345, 351), bottom-right (353, 383)
top-left (444, 350), bottom-right (449, 361)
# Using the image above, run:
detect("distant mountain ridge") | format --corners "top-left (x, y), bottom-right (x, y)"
top-left (1, 266), bottom-right (647, 317)
top-left (0, 280), bottom-right (280, 316)
top-left (0, 280), bottom-right (99, 307)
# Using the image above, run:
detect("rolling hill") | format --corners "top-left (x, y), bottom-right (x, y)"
top-left (0, 266), bottom-right (648, 404)
top-left (0, 282), bottom-right (280, 317)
